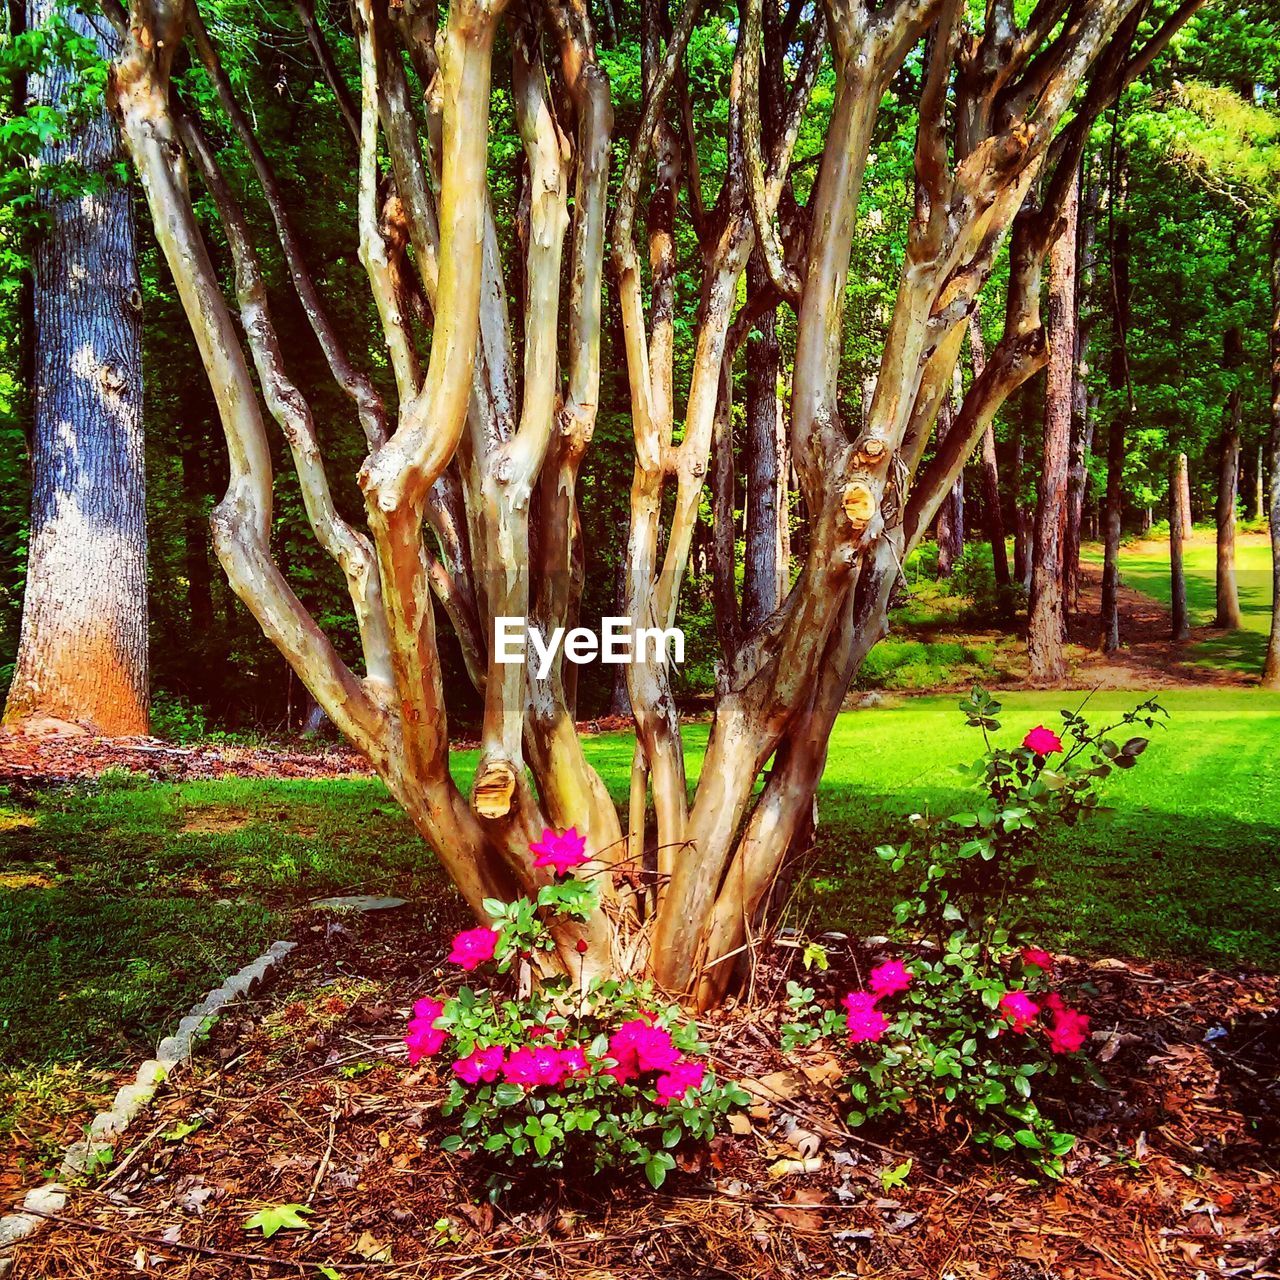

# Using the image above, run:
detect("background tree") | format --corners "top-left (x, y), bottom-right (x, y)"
top-left (2, 0), bottom-right (147, 735)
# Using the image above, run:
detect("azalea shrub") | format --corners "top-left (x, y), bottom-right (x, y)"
top-left (789, 688), bottom-right (1165, 1173)
top-left (404, 828), bottom-right (750, 1193)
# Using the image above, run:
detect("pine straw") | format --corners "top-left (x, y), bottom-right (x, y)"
top-left (11, 911), bottom-right (1279, 1279)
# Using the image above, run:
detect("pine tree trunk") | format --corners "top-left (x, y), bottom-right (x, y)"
top-left (4, 2), bottom-right (148, 736)
top-left (1012, 426), bottom-right (1030, 587)
top-left (1063, 166), bottom-right (1098, 612)
top-left (934, 385), bottom-right (963, 578)
top-left (1256, 446), bottom-right (1266, 524)
top-left (1214, 329), bottom-right (1243, 630)
top-left (743, 257), bottom-right (784, 631)
top-left (1170, 453), bottom-right (1191, 642)
top-left (1262, 220), bottom-right (1280, 687)
top-left (1178, 453), bottom-right (1193, 540)
top-left (968, 315), bottom-right (1010, 590)
top-left (1100, 416), bottom-right (1125, 652)
top-left (1028, 174), bottom-right (1078, 682)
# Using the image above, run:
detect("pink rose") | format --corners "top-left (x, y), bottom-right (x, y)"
top-left (1022, 726), bottom-right (1064, 755)
top-left (846, 1006), bottom-right (888, 1045)
top-left (869, 960), bottom-right (913, 999)
top-left (843, 991), bottom-right (878, 1016)
top-left (654, 1060), bottom-right (706, 1106)
top-left (558, 1046), bottom-right (590, 1078)
top-left (604, 1018), bottom-right (680, 1081)
top-left (501, 1046), bottom-right (543, 1086)
top-left (448, 926), bottom-right (499, 971)
top-left (529, 826), bottom-right (589, 877)
top-left (1046, 1005), bottom-right (1090, 1054)
top-left (405, 998), bottom-right (447, 1063)
top-left (452, 1045), bottom-right (505, 1084)
top-left (999, 990), bottom-right (1040, 1033)
top-left (1021, 946), bottom-right (1054, 973)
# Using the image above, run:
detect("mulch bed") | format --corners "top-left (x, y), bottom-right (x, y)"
top-left (0, 718), bottom-right (643, 789)
top-left (10, 909), bottom-right (1278, 1279)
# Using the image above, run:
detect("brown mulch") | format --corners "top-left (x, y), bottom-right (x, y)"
top-left (10, 910), bottom-right (1278, 1279)
top-left (0, 718), bottom-right (642, 790)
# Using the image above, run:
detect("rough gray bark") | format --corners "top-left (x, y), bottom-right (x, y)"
top-left (1214, 327), bottom-right (1243, 630)
top-left (1100, 209), bottom-right (1130, 655)
top-left (1028, 174), bottom-right (1079, 682)
top-left (1178, 452), bottom-right (1193, 539)
top-left (4, 1), bottom-right (148, 736)
top-left (968, 313), bottom-right (1010, 591)
top-left (1063, 165), bottom-right (1098, 611)
top-left (1170, 452), bottom-right (1191, 642)
top-left (1263, 220), bottom-right (1280, 687)
top-left (935, 366), bottom-right (965, 578)
top-left (742, 256), bottom-right (785, 631)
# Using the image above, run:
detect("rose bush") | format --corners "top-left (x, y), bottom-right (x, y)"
top-left (404, 830), bottom-right (750, 1194)
top-left (787, 687), bottom-right (1164, 1173)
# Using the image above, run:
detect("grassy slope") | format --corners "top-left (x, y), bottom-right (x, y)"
top-left (1085, 534), bottom-right (1273, 673)
top-left (3, 688), bottom-right (1278, 1073)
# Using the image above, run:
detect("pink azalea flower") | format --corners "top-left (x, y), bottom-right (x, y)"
top-left (1022, 725), bottom-right (1064, 756)
top-left (869, 960), bottom-right (913, 1000)
top-left (1021, 946), bottom-right (1055, 973)
top-left (654, 1059), bottom-right (706, 1106)
top-left (405, 998), bottom-right (447, 1063)
top-left (448, 926), bottom-right (499, 971)
top-left (452, 1045), bottom-right (505, 1084)
top-left (529, 826), bottom-right (589, 877)
top-left (1046, 1005), bottom-right (1090, 1054)
top-left (846, 1006), bottom-right (889, 1045)
top-left (999, 990), bottom-right (1040, 1033)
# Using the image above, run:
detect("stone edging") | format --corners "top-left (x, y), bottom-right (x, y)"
top-left (0, 939), bottom-right (297, 1275)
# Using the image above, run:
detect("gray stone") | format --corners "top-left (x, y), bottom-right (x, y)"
top-left (310, 895), bottom-right (406, 912)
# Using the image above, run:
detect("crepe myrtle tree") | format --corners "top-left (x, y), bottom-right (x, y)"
top-left (104, 0), bottom-right (1200, 1007)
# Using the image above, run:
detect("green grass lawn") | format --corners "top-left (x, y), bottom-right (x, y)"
top-left (1085, 532), bottom-right (1274, 674)
top-left (4, 688), bottom-right (1278, 1083)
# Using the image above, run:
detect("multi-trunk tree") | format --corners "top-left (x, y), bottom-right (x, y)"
top-left (106, 0), bottom-right (1201, 1006)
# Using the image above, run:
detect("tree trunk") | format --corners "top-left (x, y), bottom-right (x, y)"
top-left (1012, 425), bottom-right (1030, 587)
top-left (1263, 220), bottom-right (1280, 687)
top-left (1214, 328), bottom-right (1243, 630)
top-left (1256, 446), bottom-right (1266, 524)
top-left (1063, 165), bottom-right (1098, 612)
top-left (743, 256), bottom-right (785, 631)
top-left (1027, 173), bottom-right (1078, 682)
top-left (968, 314), bottom-right (1010, 590)
top-left (1178, 452), bottom-right (1193, 540)
top-left (1100, 415), bottom-right (1125, 652)
top-left (934, 379), bottom-right (963, 578)
top-left (4, 1), bottom-right (148, 737)
top-left (1170, 453), bottom-right (1191, 642)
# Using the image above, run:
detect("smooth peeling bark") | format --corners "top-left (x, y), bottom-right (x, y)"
top-left (5, 0), bottom-right (147, 737)
top-left (110, 0), bottom-right (1205, 1008)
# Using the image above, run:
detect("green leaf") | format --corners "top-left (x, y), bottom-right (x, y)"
top-left (879, 1159), bottom-right (912, 1191)
top-left (244, 1203), bottom-right (314, 1239)
top-left (645, 1151), bottom-right (675, 1188)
